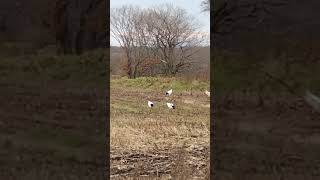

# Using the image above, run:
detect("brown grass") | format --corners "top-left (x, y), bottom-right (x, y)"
top-left (0, 51), bottom-right (107, 179)
top-left (110, 77), bottom-right (210, 179)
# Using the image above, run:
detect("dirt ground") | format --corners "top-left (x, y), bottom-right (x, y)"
top-left (0, 75), bottom-right (107, 179)
top-left (213, 97), bottom-right (320, 180)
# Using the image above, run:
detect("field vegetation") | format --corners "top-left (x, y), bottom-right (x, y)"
top-left (110, 77), bottom-right (210, 179)
top-left (0, 46), bottom-right (107, 179)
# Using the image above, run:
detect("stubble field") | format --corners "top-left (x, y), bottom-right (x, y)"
top-left (110, 77), bottom-right (210, 179)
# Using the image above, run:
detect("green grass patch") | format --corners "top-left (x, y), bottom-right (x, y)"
top-left (111, 76), bottom-right (209, 91)
top-left (0, 48), bottom-right (107, 85)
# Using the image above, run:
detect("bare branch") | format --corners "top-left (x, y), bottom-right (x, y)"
top-left (213, 0), bottom-right (288, 36)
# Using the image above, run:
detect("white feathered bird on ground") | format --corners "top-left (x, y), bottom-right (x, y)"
top-left (166, 89), bottom-right (173, 96)
top-left (147, 101), bottom-right (154, 108)
top-left (166, 102), bottom-right (175, 109)
top-left (304, 90), bottom-right (320, 113)
top-left (205, 90), bottom-right (210, 97)
top-left (160, 59), bottom-right (168, 64)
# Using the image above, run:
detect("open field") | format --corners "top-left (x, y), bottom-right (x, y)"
top-left (0, 50), bottom-right (107, 179)
top-left (212, 50), bottom-right (320, 179)
top-left (214, 98), bottom-right (320, 179)
top-left (110, 77), bottom-right (210, 179)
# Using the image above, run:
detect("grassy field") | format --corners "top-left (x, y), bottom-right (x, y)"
top-left (110, 77), bottom-right (210, 179)
top-left (0, 49), bottom-right (107, 179)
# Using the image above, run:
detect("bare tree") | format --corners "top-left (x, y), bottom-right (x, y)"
top-left (111, 4), bottom-right (206, 77)
top-left (130, 9), bottom-right (158, 78)
top-left (52, 0), bottom-right (71, 54)
top-left (145, 4), bottom-right (205, 75)
top-left (75, 0), bottom-right (106, 54)
top-left (201, 0), bottom-right (210, 12)
top-left (110, 5), bottom-right (161, 78)
top-left (110, 5), bottom-right (139, 78)
top-left (0, 12), bottom-right (7, 32)
top-left (42, 0), bottom-right (106, 54)
top-left (212, 0), bottom-right (288, 36)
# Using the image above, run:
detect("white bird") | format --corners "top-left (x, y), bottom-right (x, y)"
top-left (166, 89), bottom-right (173, 96)
top-left (160, 59), bottom-right (168, 64)
top-left (148, 101), bottom-right (154, 108)
top-left (304, 90), bottom-right (320, 113)
top-left (166, 102), bottom-right (175, 109)
top-left (205, 90), bottom-right (210, 97)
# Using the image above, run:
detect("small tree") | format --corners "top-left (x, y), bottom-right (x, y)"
top-left (110, 5), bottom-right (137, 78)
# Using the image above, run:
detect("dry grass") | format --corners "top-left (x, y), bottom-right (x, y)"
top-left (110, 77), bottom-right (210, 179)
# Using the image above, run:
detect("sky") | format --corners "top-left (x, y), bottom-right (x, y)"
top-left (110, 0), bottom-right (210, 46)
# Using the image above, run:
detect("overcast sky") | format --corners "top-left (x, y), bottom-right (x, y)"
top-left (110, 0), bottom-right (210, 46)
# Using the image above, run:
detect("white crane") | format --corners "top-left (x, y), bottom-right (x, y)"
top-left (166, 102), bottom-right (175, 109)
top-left (166, 89), bottom-right (173, 96)
top-left (160, 59), bottom-right (168, 64)
top-left (148, 101), bottom-right (154, 108)
top-left (205, 90), bottom-right (210, 97)
top-left (304, 90), bottom-right (320, 113)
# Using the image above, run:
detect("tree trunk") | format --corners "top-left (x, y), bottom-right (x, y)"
top-left (127, 56), bottom-right (133, 79)
top-left (54, 0), bottom-right (73, 54)
top-left (75, 29), bottom-right (83, 55)
top-left (62, 30), bottom-right (73, 54)
top-left (75, 19), bottom-right (98, 54)
top-left (75, 13), bottom-right (85, 55)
